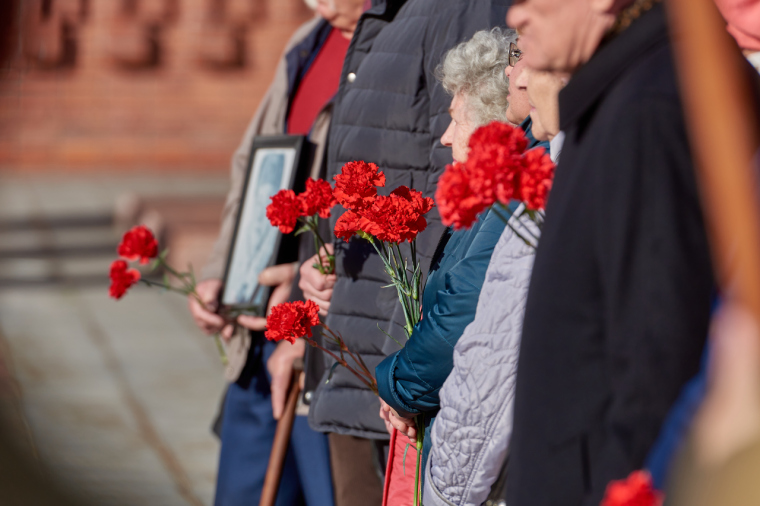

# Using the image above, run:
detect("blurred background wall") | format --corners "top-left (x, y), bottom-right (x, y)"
top-left (0, 0), bottom-right (313, 172)
top-left (0, 3), bottom-right (316, 504)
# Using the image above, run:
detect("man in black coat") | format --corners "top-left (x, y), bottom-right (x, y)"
top-left (505, 1), bottom-right (716, 505)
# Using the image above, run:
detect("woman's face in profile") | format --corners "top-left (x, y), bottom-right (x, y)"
top-left (440, 93), bottom-right (477, 163)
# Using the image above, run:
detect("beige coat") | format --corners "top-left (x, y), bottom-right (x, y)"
top-left (202, 16), bottom-right (333, 382)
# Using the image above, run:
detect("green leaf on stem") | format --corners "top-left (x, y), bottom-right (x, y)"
top-left (377, 323), bottom-right (404, 348)
top-left (294, 224), bottom-right (312, 237)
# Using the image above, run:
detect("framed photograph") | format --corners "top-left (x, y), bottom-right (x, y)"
top-left (219, 135), bottom-right (311, 315)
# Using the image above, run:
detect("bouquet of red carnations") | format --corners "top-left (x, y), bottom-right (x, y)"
top-left (266, 177), bottom-right (336, 275)
top-left (436, 121), bottom-right (556, 248)
top-left (333, 161), bottom-right (435, 339)
top-left (108, 225), bottom-right (228, 363)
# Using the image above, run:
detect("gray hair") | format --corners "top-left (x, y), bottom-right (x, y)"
top-left (436, 28), bottom-right (517, 126)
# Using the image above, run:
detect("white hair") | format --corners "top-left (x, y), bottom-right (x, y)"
top-left (436, 28), bottom-right (517, 126)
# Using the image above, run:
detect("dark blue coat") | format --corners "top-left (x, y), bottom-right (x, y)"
top-left (376, 207), bottom-right (506, 471)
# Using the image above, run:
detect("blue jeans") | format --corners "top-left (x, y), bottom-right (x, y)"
top-left (214, 338), bottom-right (334, 506)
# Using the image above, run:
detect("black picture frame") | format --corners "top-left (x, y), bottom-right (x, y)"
top-left (219, 134), bottom-right (311, 315)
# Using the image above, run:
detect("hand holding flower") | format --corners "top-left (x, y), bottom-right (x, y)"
top-left (380, 399), bottom-right (417, 442)
top-left (299, 244), bottom-right (336, 317)
top-left (188, 278), bottom-right (229, 335)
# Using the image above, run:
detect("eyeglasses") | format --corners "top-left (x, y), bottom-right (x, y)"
top-left (508, 42), bottom-right (522, 67)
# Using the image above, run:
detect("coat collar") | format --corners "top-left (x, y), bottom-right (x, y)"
top-left (559, 3), bottom-right (669, 131)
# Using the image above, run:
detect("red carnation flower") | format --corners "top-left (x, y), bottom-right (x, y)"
top-left (467, 120), bottom-right (529, 156)
top-left (334, 210), bottom-right (367, 242)
top-left (519, 147), bottom-right (555, 211)
top-left (436, 162), bottom-right (488, 230)
top-left (109, 260), bottom-right (141, 299)
top-left (361, 186), bottom-right (435, 243)
top-left (117, 225), bottom-right (159, 264)
top-left (265, 300), bottom-right (321, 344)
top-left (299, 178), bottom-right (336, 219)
top-left (333, 161), bottom-right (386, 210)
top-left (465, 123), bottom-right (526, 206)
top-left (601, 471), bottom-right (663, 506)
top-left (267, 189), bottom-right (301, 234)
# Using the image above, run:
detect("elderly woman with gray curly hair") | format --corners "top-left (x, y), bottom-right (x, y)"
top-left (374, 27), bottom-right (519, 501)
top-left (437, 28), bottom-right (515, 162)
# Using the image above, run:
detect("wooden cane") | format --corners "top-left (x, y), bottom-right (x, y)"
top-left (667, 0), bottom-right (760, 318)
top-left (259, 358), bottom-right (304, 506)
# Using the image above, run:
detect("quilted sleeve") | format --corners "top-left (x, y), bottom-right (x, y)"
top-left (424, 214), bottom-right (537, 506)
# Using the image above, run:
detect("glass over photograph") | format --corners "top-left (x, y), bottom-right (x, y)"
top-left (221, 147), bottom-right (297, 309)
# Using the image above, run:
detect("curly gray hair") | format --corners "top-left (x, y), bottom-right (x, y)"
top-left (436, 28), bottom-right (517, 126)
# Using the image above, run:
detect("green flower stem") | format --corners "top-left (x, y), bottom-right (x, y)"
top-left (160, 261), bottom-right (197, 294)
top-left (413, 417), bottom-right (425, 506)
top-left (496, 203), bottom-right (541, 244)
top-left (394, 243), bottom-right (420, 336)
top-left (213, 334), bottom-right (229, 366)
top-left (368, 239), bottom-right (421, 339)
top-left (392, 261), bottom-right (415, 336)
top-left (139, 277), bottom-right (195, 299)
top-left (491, 205), bottom-right (537, 249)
top-left (312, 225), bottom-right (325, 273)
top-left (302, 215), bottom-right (335, 275)
top-left (410, 240), bottom-right (418, 277)
top-left (140, 259), bottom-right (229, 365)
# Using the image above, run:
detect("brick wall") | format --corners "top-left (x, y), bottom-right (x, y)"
top-left (0, 0), bottom-right (313, 172)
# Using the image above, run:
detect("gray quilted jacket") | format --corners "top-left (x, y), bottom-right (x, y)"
top-left (423, 208), bottom-right (538, 506)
